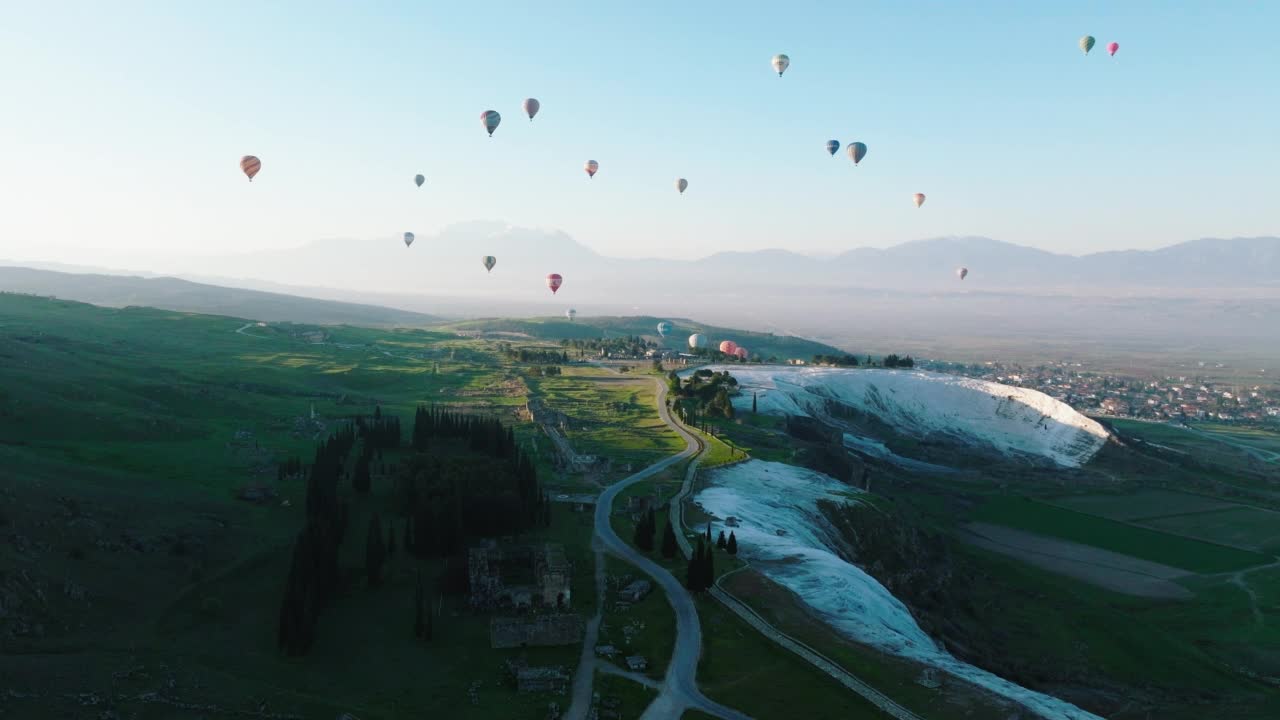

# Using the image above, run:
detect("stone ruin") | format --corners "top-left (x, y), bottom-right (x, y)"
top-left (469, 542), bottom-right (572, 611)
top-left (491, 614), bottom-right (584, 649)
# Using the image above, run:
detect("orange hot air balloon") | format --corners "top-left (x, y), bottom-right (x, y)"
top-left (546, 273), bottom-right (563, 294)
top-left (719, 340), bottom-right (738, 355)
top-left (240, 155), bottom-right (261, 182)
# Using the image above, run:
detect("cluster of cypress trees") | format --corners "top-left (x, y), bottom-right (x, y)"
top-left (276, 456), bottom-right (304, 482)
top-left (686, 536), bottom-right (716, 593)
top-left (632, 507), bottom-right (657, 551)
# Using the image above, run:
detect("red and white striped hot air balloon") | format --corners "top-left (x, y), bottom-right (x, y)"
top-left (240, 155), bottom-right (261, 182)
top-left (546, 273), bottom-right (563, 294)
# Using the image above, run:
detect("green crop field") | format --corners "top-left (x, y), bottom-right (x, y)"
top-left (974, 496), bottom-right (1271, 573)
top-left (1048, 490), bottom-right (1244, 521)
top-left (1140, 506), bottom-right (1280, 553)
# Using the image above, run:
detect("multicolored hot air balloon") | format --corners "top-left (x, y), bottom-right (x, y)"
top-left (913, 193), bottom-right (926, 208)
top-left (523, 98), bottom-right (540, 121)
top-left (565, 308), bottom-right (577, 321)
top-left (240, 155), bottom-right (261, 182)
top-left (415, 174), bottom-right (425, 188)
top-left (771, 54), bottom-right (790, 77)
top-left (826, 140), bottom-right (840, 157)
top-left (719, 340), bottom-right (738, 355)
top-left (584, 160), bottom-right (598, 179)
top-left (657, 321), bottom-right (673, 337)
top-left (1107, 41), bottom-right (1119, 57)
top-left (847, 142), bottom-right (867, 165)
top-left (688, 333), bottom-right (707, 350)
top-left (1080, 35), bottom-right (1096, 55)
top-left (675, 178), bottom-right (688, 194)
top-left (734, 347), bottom-right (748, 360)
top-left (956, 267), bottom-right (969, 280)
top-left (482, 255), bottom-right (497, 273)
top-left (546, 273), bottom-right (563, 294)
top-left (481, 110), bottom-right (501, 137)
top-left (403, 232), bottom-right (415, 248)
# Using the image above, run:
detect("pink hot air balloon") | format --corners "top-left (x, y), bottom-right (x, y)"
top-left (734, 347), bottom-right (748, 360)
top-left (1107, 41), bottom-right (1119, 57)
top-left (718, 340), bottom-right (738, 355)
top-left (584, 160), bottom-right (598, 179)
top-left (546, 273), bottom-right (563, 294)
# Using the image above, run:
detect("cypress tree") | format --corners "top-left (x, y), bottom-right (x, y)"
top-left (414, 574), bottom-right (425, 639)
top-left (426, 596), bottom-right (434, 641)
top-left (752, 393), bottom-right (757, 414)
top-left (387, 521), bottom-right (396, 556)
top-left (716, 530), bottom-right (727, 550)
top-left (705, 522), bottom-right (713, 543)
top-left (404, 514), bottom-right (414, 555)
top-left (704, 543), bottom-right (716, 590)
top-left (366, 514), bottom-right (386, 587)
top-left (685, 551), bottom-right (699, 591)
top-left (661, 519), bottom-right (678, 559)
top-left (726, 531), bottom-right (738, 556)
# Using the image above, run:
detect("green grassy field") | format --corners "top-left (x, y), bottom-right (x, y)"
top-left (1196, 423), bottom-right (1280, 454)
top-left (974, 496), bottom-right (1271, 573)
top-left (1140, 506), bottom-right (1280, 553)
top-left (1048, 489), bottom-right (1244, 521)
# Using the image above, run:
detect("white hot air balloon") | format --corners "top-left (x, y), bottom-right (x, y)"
top-left (688, 333), bottom-right (707, 350)
top-left (403, 232), bottom-right (415, 248)
top-left (771, 53), bottom-right (790, 76)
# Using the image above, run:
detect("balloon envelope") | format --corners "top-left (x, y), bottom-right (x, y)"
top-left (847, 142), bottom-right (867, 165)
top-left (675, 178), bottom-right (688, 194)
top-left (825, 140), bottom-right (840, 157)
top-left (771, 53), bottom-right (790, 76)
top-left (1080, 35), bottom-right (1095, 54)
top-left (523, 97), bottom-right (540, 121)
top-left (734, 347), bottom-right (748, 359)
top-left (414, 174), bottom-right (425, 188)
top-left (481, 110), bottom-right (501, 136)
top-left (240, 155), bottom-right (261, 181)
top-left (546, 273), bottom-right (563, 294)
top-left (657, 321), bottom-right (673, 337)
top-left (584, 160), bottom-right (598, 178)
top-left (1107, 41), bottom-right (1119, 56)
top-left (565, 308), bottom-right (576, 320)
top-left (913, 193), bottom-right (926, 208)
top-left (688, 334), bottom-right (707, 349)
top-left (957, 267), bottom-right (969, 280)
top-left (403, 232), bottom-right (415, 248)
top-left (482, 255), bottom-right (497, 273)
top-left (718, 340), bottom-right (738, 355)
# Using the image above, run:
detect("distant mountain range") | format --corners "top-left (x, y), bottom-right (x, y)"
top-left (0, 267), bottom-right (440, 327)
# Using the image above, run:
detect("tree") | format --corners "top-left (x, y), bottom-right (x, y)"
top-left (365, 514), bottom-right (386, 587)
top-left (704, 542), bottom-right (716, 589)
top-left (705, 522), bottom-right (713, 544)
top-left (752, 393), bottom-right (757, 414)
top-left (404, 514), bottom-right (414, 555)
top-left (386, 521), bottom-right (396, 556)
top-left (374, 404), bottom-right (382, 420)
top-left (353, 454), bottom-right (371, 494)
top-left (414, 573), bottom-right (425, 639)
top-left (726, 531), bottom-right (738, 556)
top-left (634, 507), bottom-right (656, 552)
top-left (685, 545), bottom-right (701, 592)
top-left (716, 530), bottom-right (727, 550)
top-left (661, 519), bottom-right (678, 559)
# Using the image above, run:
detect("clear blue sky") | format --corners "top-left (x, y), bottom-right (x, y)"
top-left (1, 1), bottom-right (1276, 262)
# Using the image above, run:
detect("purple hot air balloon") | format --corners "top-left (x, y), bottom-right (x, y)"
top-left (1107, 41), bottom-right (1119, 57)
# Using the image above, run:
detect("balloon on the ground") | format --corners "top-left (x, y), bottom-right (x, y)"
top-left (523, 98), bottom-right (540, 121)
top-left (657, 321), bottom-right (673, 337)
top-left (847, 142), bottom-right (867, 165)
top-left (414, 174), bottom-right (425, 188)
top-left (957, 267), bottom-right (969, 280)
top-left (546, 273), bottom-right (563, 294)
top-left (565, 308), bottom-right (576, 321)
top-left (771, 54), bottom-right (790, 76)
top-left (482, 255), bottom-right (497, 273)
top-left (688, 333), bottom-right (707, 350)
top-left (481, 110), bottom-right (501, 137)
top-left (1107, 41), bottom-right (1119, 57)
top-left (913, 193), bottom-right (926, 208)
top-left (403, 232), bottom-right (415, 248)
top-left (719, 340), bottom-right (738, 355)
top-left (1080, 35), bottom-right (1096, 55)
top-left (240, 155), bottom-right (261, 182)
top-left (584, 160), bottom-right (598, 178)
top-left (675, 178), bottom-right (688, 194)
top-left (826, 140), bottom-right (840, 157)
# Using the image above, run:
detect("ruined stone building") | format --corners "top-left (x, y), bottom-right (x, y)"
top-left (468, 542), bottom-right (573, 610)
top-left (490, 614), bottom-right (585, 649)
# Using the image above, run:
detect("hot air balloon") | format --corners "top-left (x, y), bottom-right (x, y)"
top-left (414, 174), bottom-right (425, 188)
top-left (956, 267), bottom-right (969, 280)
top-left (734, 347), bottom-right (748, 360)
top-left (546, 273), bottom-right (563, 294)
top-left (847, 142), bottom-right (867, 165)
top-left (1107, 41), bottom-right (1119, 57)
top-left (719, 340), bottom-right (738, 355)
top-left (481, 110), bottom-right (501, 137)
top-left (675, 178), bottom-right (688, 194)
top-left (688, 333), bottom-right (707, 350)
top-left (523, 98), bottom-right (540, 121)
top-left (565, 308), bottom-right (577, 321)
top-left (584, 160), bottom-right (599, 179)
top-left (657, 321), bottom-right (673, 337)
top-left (240, 155), bottom-right (261, 182)
top-left (1080, 35), bottom-right (1095, 55)
top-left (403, 232), bottom-right (415, 248)
top-left (826, 140), bottom-right (840, 157)
top-left (913, 193), bottom-right (926, 208)
top-left (482, 255), bottom-right (497, 273)
top-left (771, 54), bottom-right (790, 77)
